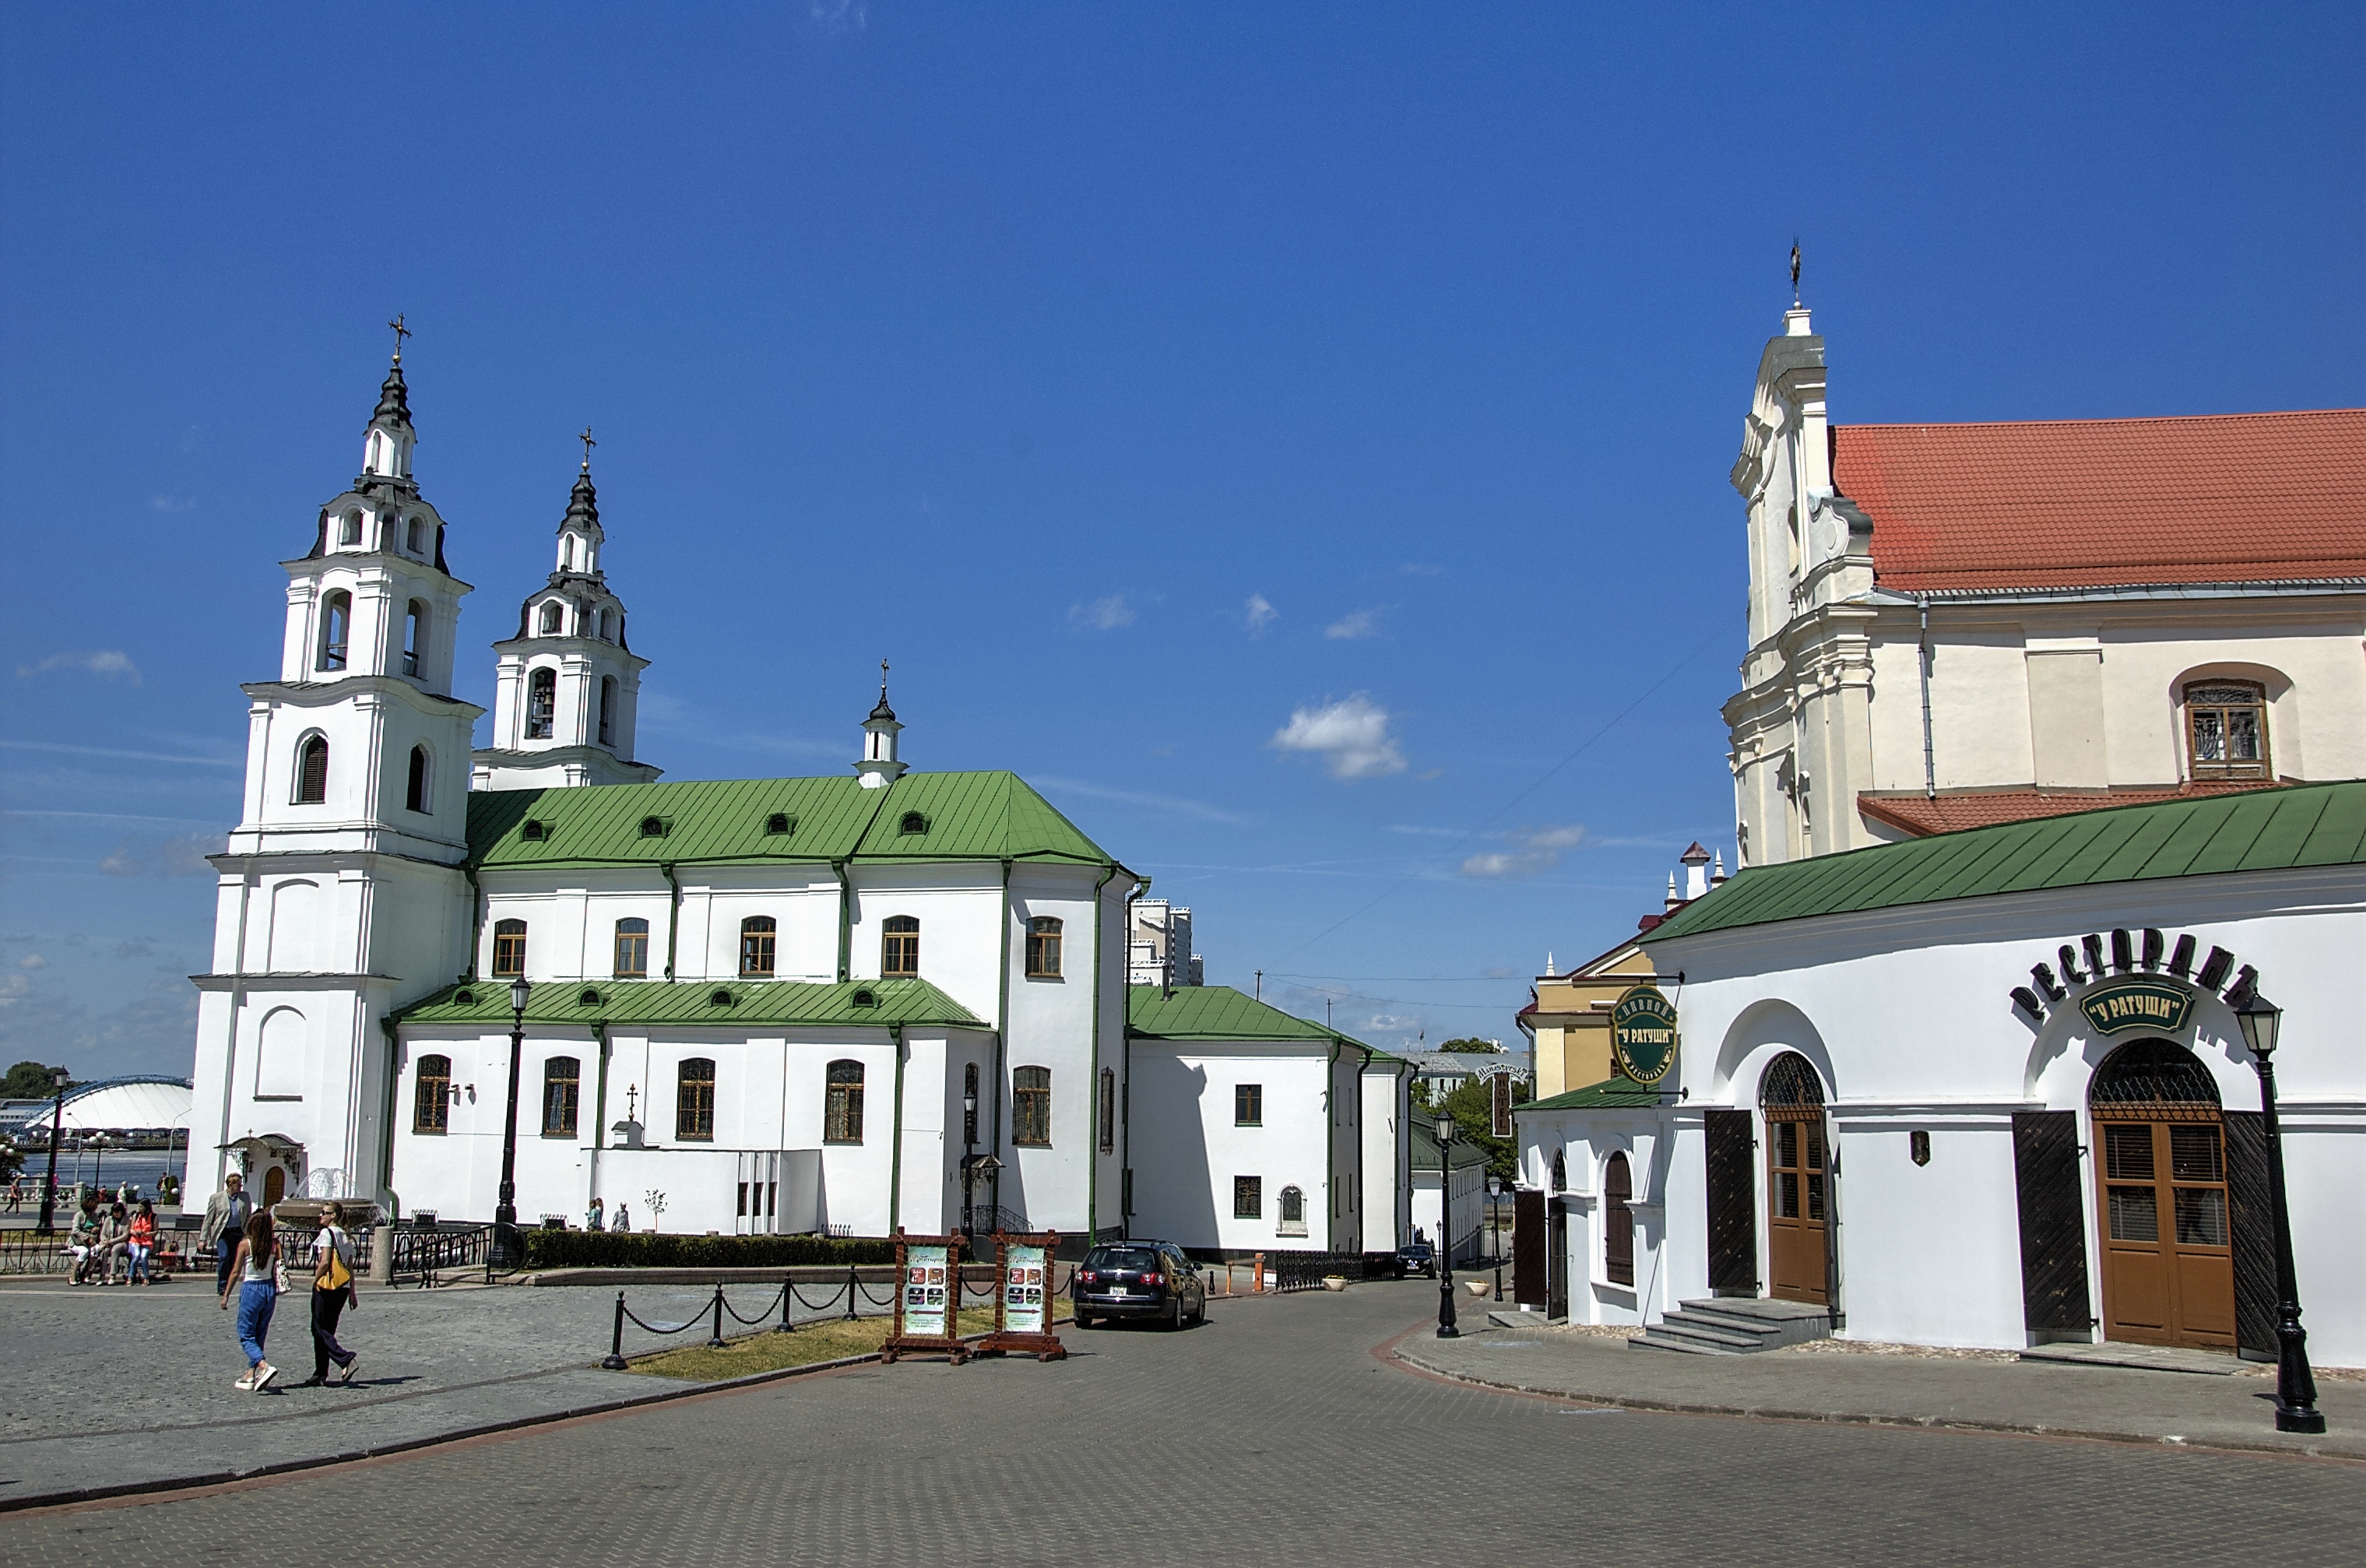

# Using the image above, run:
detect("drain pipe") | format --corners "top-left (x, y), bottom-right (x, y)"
top-left (661, 862), bottom-right (682, 981)
top-left (887, 1023), bottom-right (908, 1232)
top-left (1918, 595), bottom-right (1937, 800)
top-left (588, 1018), bottom-right (612, 1215)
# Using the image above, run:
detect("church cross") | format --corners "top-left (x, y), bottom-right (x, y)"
top-left (624, 1085), bottom-right (638, 1121)
top-left (880, 659), bottom-right (890, 696)
top-left (1789, 241), bottom-right (1802, 306)
top-left (388, 313), bottom-right (410, 360)
top-left (579, 427), bottom-right (596, 467)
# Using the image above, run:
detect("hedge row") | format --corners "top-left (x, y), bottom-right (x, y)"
top-left (522, 1230), bottom-right (898, 1270)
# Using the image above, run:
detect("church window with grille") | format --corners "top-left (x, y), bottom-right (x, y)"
top-left (319, 590), bottom-right (350, 672)
top-left (1234, 1176), bottom-right (1262, 1219)
top-left (740, 916), bottom-right (776, 977)
top-left (824, 1060), bottom-right (865, 1144)
top-left (491, 919), bottom-right (527, 977)
top-left (295, 734), bottom-right (329, 804)
top-left (543, 1056), bottom-right (580, 1137)
top-left (881, 916), bottom-right (919, 977)
top-left (613, 918), bottom-right (649, 979)
top-left (526, 668), bottom-right (556, 740)
top-left (1014, 1065), bottom-right (1052, 1147)
top-left (413, 1054), bottom-right (450, 1134)
top-left (2185, 681), bottom-right (2270, 780)
top-left (677, 1058), bottom-right (715, 1141)
top-left (1025, 916), bottom-right (1063, 978)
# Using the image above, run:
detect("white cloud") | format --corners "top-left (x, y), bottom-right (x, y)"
top-left (809, 0), bottom-right (866, 30)
top-left (1324, 608), bottom-right (1382, 640)
top-left (1071, 595), bottom-right (1135, 631)
top-left (1460, 823), bottom-right (1590, 879)
top-left (1271, 695), bottom-right (1406, 781)
top-left (150, 495), bottom-right (197, 514)
top-left (1243, 595), bottom-right (1278, 638)
top-left (18, 954), bottom-right (47, 970)
top-left (1034, 776), bottom-right (1246, 824)
top-left (100, 831), bottom-right (220, 878)
top-left (16, 651), bottom-right (141, 684)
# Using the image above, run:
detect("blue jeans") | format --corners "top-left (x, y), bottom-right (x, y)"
top-left (236, 1281), bottom-right (277, 1366)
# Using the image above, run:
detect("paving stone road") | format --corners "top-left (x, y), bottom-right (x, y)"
top-left (6, 1279), bottom-right (2361, 1566)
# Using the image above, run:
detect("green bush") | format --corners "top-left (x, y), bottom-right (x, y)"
top-left (523, 1229), bottom-right (897, 1270)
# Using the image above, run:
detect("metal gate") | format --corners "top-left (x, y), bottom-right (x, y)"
top-left (2223, 1111), bottom-right (2279, 1359)
top-left (1512, 1189), bottom-right (1545, 1306)
top-left (1703, 1109), bottom-right (1757, 1296)
top-left (2011, 1110), bottom-right (2092, 1339)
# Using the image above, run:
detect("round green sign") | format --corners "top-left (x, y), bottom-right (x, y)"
top-left (1611, 985), bottom-right (1679, 1086)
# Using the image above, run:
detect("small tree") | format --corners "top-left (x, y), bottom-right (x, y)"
top-left (0, 1061), bottom-right (72, 1101)
top-left (1436, 1037), bottom-right (1503, 1054)
top-left (643, 1189), bottom-right (668, 1232)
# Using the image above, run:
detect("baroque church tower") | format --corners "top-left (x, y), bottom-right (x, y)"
top-left (472, 437), bottom-right (659, 790)
top-left (188, 339), bottom-right (484, 1210)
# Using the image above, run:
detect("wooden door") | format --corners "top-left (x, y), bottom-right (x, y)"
top-left (1765, 1110), bottom-right (1828, 1304)
top-left (2095, 1114), bottom-right (2235, 1348)
top-left (262, 1165), bottom-right (286, 1209)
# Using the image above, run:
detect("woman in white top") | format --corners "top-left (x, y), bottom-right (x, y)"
top-left (220, 1210), bottom-right (280, 1391)
top-left (303, 1204), bottom-right (360, 1387)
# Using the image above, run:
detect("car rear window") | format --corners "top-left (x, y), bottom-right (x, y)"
top-left (1089, 1248), bottom-right (1162, 1271)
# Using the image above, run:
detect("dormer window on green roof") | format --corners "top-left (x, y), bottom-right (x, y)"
top-left (899, 810), bottom-right (927, 835)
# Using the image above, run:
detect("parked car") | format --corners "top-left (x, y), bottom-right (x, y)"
top-left (1071, 1240), bottom-right (1207, 1329)
top-left (1395, 1240), bottom-right (1436, 1278)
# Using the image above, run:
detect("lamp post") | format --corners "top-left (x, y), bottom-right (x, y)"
top-left (37, 1067), bottom-right (69, 1235)
top-left (1487, 1176), bottom-right (1503, 1302)
top-left (89, 1131), bottom-right (109, 1196)
top-left (1435, 1113), bottom-right (1460, 1338)
top-left (961, 1082), bottom-right (979, 1239)
top-left (2231, 990), bottom-right (2325, 1435)
top-left (493, 976), bottom-right (530, 1263)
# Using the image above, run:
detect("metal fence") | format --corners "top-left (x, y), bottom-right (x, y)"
top-left (1267, 1250), bottom-right (1376, 1293)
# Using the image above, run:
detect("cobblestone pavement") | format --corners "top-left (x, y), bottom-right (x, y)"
top-left (6, 1281), bottom-right (2362, 1566)
top-left (0, 1273), bottom-right (891, 1503)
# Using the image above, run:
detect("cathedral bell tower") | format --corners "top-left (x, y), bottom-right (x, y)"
top-left (188, 328), bottom-right (485, 1222)
top-left (473, 432), bottom-right (660, 791)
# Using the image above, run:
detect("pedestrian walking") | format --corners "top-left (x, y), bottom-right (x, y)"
top-left (128, 1201), bottom-right (157, 1285)
top-left (585, 1196), bottom-right (605, 1232)
top-left (6, 1176), bottom-right (23, 1211)
top-left (301, 1203), bottom-right (360, 1387)
top-left (201, 1172), bottom-right (253, 1299)
top-left (220, 1209), bottom-right (282, 1391)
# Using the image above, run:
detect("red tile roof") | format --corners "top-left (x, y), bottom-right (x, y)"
top-left (1830, 410), bottom-right (2366, 592)
top-left (1858, 781), bottom-right (2288, 838)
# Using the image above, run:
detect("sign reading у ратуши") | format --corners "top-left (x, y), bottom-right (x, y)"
top-left (1611, 984), bottom-right (1679, 1086)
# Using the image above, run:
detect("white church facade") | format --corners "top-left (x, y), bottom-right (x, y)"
top-left (185, 348), bottom-right (1408, 1246)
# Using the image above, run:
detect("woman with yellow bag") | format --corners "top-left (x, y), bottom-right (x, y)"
top-left (302, 1202), bottom-right (361, 1387)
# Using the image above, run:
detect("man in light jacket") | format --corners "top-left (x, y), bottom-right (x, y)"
top-left (201, 1172), bottom-right (253, 1299)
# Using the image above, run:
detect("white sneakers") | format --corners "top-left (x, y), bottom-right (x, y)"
top-left (250, 1362), bottom-right (278, 1392)
top-left (337, 1357), bottom-right (359, 1386)
top-left (233, 1373), bottom-right (255, 1391)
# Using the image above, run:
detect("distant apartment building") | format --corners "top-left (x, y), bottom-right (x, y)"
top-left (1128, 899), bottom-right (1204, 988)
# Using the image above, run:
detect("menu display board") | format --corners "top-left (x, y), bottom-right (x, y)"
top-left (903, 1243), bottom-right (951, 1339)
top-left (1001, 1243), bottom-right (1048, 1334)
top-left (977, 1231), bottom-right (1067, 1362)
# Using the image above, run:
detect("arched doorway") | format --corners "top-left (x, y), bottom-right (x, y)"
top-left (262, 1165), bottom-right (287, 1208)
top-left (2090, 1039), bottom-right (2234, 1348)
top-left (1761, 1053), bottom-right (1829, 1305)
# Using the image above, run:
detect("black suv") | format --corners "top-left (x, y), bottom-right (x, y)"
top-left (1072, 1241), bottom-right (1206, 1329)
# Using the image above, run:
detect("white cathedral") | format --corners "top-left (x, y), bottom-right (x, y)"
top-left (186, 350), bottom-right (1145, 1242)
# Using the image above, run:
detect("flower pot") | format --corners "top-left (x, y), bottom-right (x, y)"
top-left (1464, 1279), bottom-right (1489, 1298)
top-left (1321, 1275), bottom-right (1348, 1292)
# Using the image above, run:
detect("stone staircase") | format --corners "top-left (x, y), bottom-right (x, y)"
top-left (1629, 1297), bottom-right (1833, 1355)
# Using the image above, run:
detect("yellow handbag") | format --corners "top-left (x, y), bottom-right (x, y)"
top-left (317, 1233), bottom-right (353, 1293)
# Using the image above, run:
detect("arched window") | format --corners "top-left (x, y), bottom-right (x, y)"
top-left (613, 917), bottom-right (649, 979)
top-left (1762, 1052), bottom-right (1826, 1232)
top-left (543, 1056), bottom-right (580, 1137)
top-left (339, 511), bottom-right (362, 547)
top-left (2090, 1039), bottom-right (2220, 1111)
top-left (413, 1054), bottom-right (450, 1134)
top-left (1278, 1184), bottom-right (1306, 1236)
top-left (596, 608), bottom-right (613, 642)
top-left (380, 513), bottom-right (399, 551)
top-left (295, 734), bottom-right (329, 804)
top-left (824, 1060), bottom-right (865, 1143)
top-left (318, 589), bottom-right (350, 671)
top-left (740, 916), bottom-right (776, 977)
top-left (881, 915), bottom-right (919, 977)
top-left (491, 918), bottom-right (527, 977)
top-left (677, 1058), bottom-right (715, 1141)
top-left (403, 600), bottom-right (426, 677)
top-left (1026, 916), bottom-right (1063, 978)
top-left (1549, 1150), bottom-right (1565, 1192)
top-left (526, 668), bottom-right (557, 740)
top-left (898, 811), bottom-right (927, 835)
top-left (405, 744), bottom-right (430, 813)
top-left (406, 515), bottom-right (425, 554)
top-left (2184, 680), bottom-right (2270, 780)
top-left (1013, 1065), bottom-right (1052, 1147)
top-left (561, 536), bottom-right (575, 571)
top-left (598, 677), bottom-right (616, 747)
top-left (1604, 1151), bottom-right (1635, 1285)
top-left (539, 601), bottom-right (564, 635)
top-left (1099, 1067), bottom-right (1116, 1151)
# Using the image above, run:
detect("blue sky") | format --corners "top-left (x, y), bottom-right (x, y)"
top-left (3, 4), bottom-right (2360, 1078)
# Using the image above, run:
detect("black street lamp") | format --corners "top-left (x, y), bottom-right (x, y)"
top-left (2231, 989), bottom-right (2324, 1435)
top-left (36, 1067), bottom-right (69, 1235)
top-left (1435, 1113), bottom-right (1460, 1338)
top-left (1487, 1176), bottom-right (1503, 1303)
top-left (493, 976), bottom-right (531, 1263)
top-left (961, 1081), bottom-right (979, 1238)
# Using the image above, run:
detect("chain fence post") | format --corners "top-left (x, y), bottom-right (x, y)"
top-left (776, 1273), bottom-right (795, 1334)
top-left (845, 1262), bottom-right (860, 1321)
top-left (602, 1290), bottom-right (629, 1370)
top-left (707, 1282), bottom-right (727, 1348)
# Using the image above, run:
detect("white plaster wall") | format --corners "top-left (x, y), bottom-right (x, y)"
top-left (1359, 1067), bottom-right (1408, 1250)
top-left (1127, 1040), bottom-right (1331, 1253)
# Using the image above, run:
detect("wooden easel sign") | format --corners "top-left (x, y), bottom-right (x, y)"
top-left (976, 1230), bottom-right (1067, 1362)
top-left (881, 1229), bottom-right (969, 1365)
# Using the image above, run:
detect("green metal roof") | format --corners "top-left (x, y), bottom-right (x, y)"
top-left (1521, 1076), bottom-right (1668, 1113)
top-left (396, 977), bottom-right (984, 1031)
top-left (1127, 985), bottom-right (1360, 1047)
top-left (1409, 1111), bottom-right (1493, 1172)
top-left (466, 771), bottom-right (1119, 873)
top-left (1649, 779), bottom-right (2366, 943)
